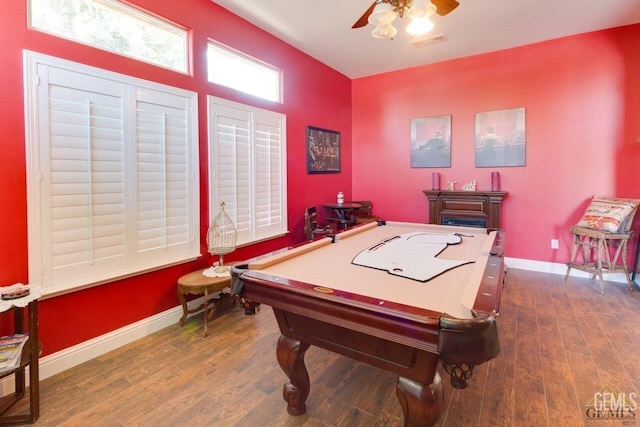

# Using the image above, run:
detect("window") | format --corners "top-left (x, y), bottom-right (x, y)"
top-left (24, 51), bottom-right (199, 295)
top-left (29, 0), bottom-right (188, 73)
top-left (207, 42), bottom-right (281, 103)
top-left (208, 97), bottom-right (287, 246)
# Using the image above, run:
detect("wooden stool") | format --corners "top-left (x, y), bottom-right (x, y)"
top-left (565, 226), bottom-right (634, 294)
top-left (564, 197), bottom-right (640, 294)
top-left (177, 268), bottom-right (233, 337)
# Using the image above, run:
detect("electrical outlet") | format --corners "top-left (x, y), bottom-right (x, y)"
top-left (551, 239), bottom-right (559, 249)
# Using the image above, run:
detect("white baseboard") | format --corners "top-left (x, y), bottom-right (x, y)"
top-left (1, 259), bottom-right (635, 396)
top-left (0, 298), bottom-right (201, 396)
top-left (504, 256), bottom-right (631, 283)
top-left (37, 306), bottom-right (184, 381)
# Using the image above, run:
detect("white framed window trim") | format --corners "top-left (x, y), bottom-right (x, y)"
top-left (24, 51), bottom-right (200, 295)
top-left (207, 41), bottom-right (282, 103)
top-left (208, 97), bottom-right (287, 246)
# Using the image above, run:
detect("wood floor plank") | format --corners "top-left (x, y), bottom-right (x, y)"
top-left (564, 350), bottom-right (608, 426)
top-left (540, 357), bottom-right (583, 426)
top-left (440, 389), bottom-right (484, 426)
top-left (537, 322), bottom-right (567, 363)
top-left (515, 314), bottom-right (541, 369)
top-left (371, 390), bottom-right (405, 427)
top-left (351, 369), bottom-right (396, 417)
top-left (8, 269), bottom-right (640, 426)
top-left (513, 365), bottom-right (547, 427)
top-left (555, 310), bottom-right (591, 356)
top-left (313, 362), bottom-right (380, 425)
top-left (589, 345), bottom-right (630, 388)
top-left (336, 406), bottom-right (378, 427)
top-left (477, 358), bottom-right (515, 427)
top-left (610, 340), bottom-right (640, 385)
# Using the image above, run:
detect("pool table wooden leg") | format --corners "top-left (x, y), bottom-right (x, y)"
top-left (277, 334), bottom-right (311, 416)
top-left (396, 372), bottom-right (444, 427)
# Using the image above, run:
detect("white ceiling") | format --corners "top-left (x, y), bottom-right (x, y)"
top-left (213, 0), bottom-right (640, 79)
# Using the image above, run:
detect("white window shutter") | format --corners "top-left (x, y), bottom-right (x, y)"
top-left (209, 97), bottom-right (287, 246)
top-left (135, 88), bottom-right (195, 263)
top-left (211, 103), bottom-right (253, 243)
top-left (37, 64), bottom-right (128, 288)
top-left (25, 51), bottom-right (199, 294)
top-left (254, 111), bottom-right (284, 239)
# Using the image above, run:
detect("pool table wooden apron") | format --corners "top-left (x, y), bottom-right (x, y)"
top-left (233, 221), bottom-right (505, 426)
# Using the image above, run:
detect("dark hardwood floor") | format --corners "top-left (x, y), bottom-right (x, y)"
top-left (5, 268), bottom-right (640, 426)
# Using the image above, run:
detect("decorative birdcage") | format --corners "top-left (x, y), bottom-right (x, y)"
top-left (204, 202), bottom-right (237, 277)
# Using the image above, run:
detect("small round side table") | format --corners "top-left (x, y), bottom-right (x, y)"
top-left (177, 268), bottom-right (233, 337)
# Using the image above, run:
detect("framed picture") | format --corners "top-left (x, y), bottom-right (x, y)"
top-left (475, 108), bottom-right (526, 167)
top-left (410, 115), bottom-right (452, 168)
top-left (307, 126), bottom-right (340, 174)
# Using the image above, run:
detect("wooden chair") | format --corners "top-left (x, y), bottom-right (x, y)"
top-left (352, 200), bottom-right (381, 224)
top-left (564, 197), bottom-right (640, 293)
top-left (304, 206), bottom-right (335, 241)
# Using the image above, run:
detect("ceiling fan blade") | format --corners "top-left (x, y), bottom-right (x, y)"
top-left (352, 1), bottom-right (378, 29)
top-left (432, 0), bottom-right (459, 16)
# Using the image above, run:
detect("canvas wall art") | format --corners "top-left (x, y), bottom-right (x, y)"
top-left (475, 108), bottom-right (526, 167)
top-left (410, 115), bottom-right (452, 168)
top-left (307, 126), bottom-right (340, 173)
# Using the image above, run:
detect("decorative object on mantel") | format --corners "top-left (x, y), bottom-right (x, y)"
top-left (204, 202), bottom-right (237, 278)
top-left (447, 180), bottom-right (456, 191)
top-left (491, 171), bottom-right (500, 191)
top-left (463, 180), bottom-right (477, 191)
top-left (432, 172), bottom-right (440, 190)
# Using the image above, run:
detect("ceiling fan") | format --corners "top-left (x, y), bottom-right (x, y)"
top-left (352, 0), bottom-right (460, 29)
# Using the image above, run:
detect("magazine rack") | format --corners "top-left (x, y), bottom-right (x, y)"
top-left (0, 291), bottom-right (40, 425)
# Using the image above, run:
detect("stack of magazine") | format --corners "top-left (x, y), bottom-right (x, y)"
top-left (0, 334), bottom-right (28, 372)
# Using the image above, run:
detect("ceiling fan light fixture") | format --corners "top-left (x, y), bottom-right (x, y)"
top-left (406, 16), bottom-right (435, 36)
top-left (371, 22), bottom-right (398, 39)
top-left (407, 0), bottom-right (437, 19)
top-left (368, 2), bottom-right (397, 26)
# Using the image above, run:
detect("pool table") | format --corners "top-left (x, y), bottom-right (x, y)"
top-left (232, 221), bottom-right (505, 426)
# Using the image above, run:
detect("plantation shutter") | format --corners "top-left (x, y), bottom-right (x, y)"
top-left (25, 52), bottom-right (199, 294)
top-left (254, 111), bottom-right (284, 239)
top-left (36, 63), bottom-right (128, 288)
top-left (209, 97), bottom-right (287, 245)
top-left (210, 102), bottom-right (253, 243)
top-left (135, 88), bottom-right (194, 263)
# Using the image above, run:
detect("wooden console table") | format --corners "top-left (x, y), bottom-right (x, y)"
top-left (0, 287), bottom-right (41, 425)
top-left (423, 190), bottom-right (507, 231)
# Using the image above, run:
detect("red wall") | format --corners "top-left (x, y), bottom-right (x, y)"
top-left (2, 0), bottom-right (640, 357)
top-left (0, 0), bottom-right (352, 353)
top-left (352, 24), bottom-right (640, 265)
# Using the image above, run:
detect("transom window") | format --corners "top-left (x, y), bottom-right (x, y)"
top-left (29, 0), bottom-right (189, 73)
top-left (207, 41), bottom-right (282, 103)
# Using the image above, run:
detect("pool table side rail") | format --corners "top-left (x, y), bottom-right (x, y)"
top-left (241, 268), bottom-right (444, 320)
top-left (239, 270), bottom-right (441, 352)
top-left (471, 230), bottom-right (506, 315)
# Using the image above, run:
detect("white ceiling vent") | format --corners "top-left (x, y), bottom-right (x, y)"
top-left (412, 33), bottom-right (446, 48)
